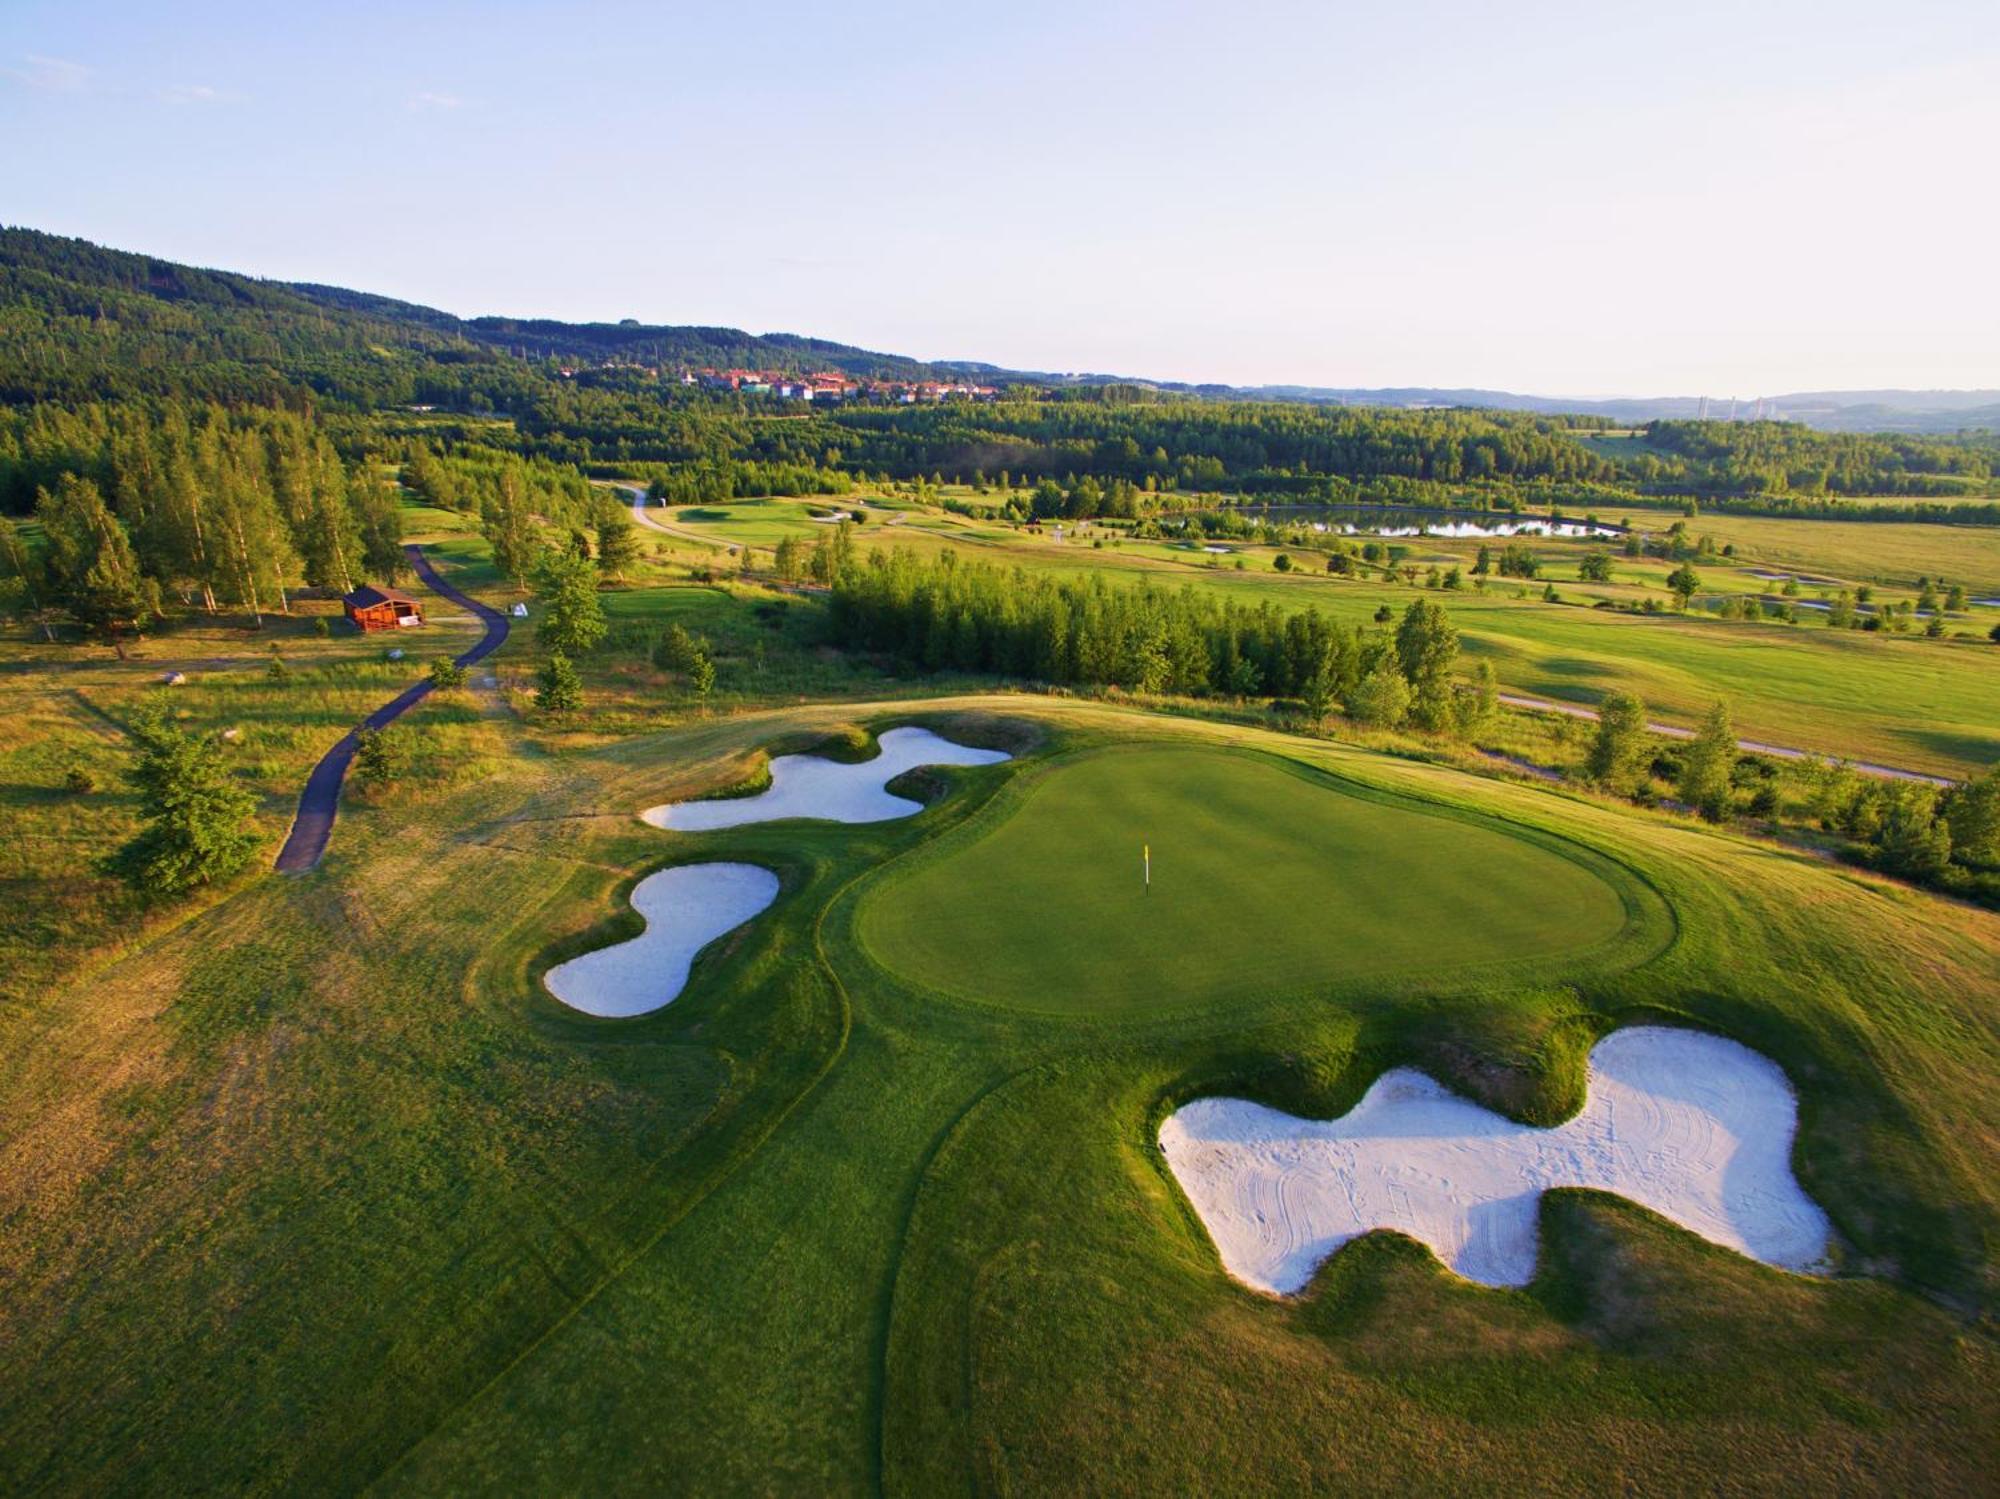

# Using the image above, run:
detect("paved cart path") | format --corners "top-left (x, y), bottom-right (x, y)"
top-left (619, 484), bottom-right (731, 549)
top-left (274, 545), bottom-right (509, 873)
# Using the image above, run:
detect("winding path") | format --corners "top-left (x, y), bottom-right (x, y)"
top-left (619, 484), bottom-right (729, 550)
top-left (273, 544), bottom-right (509, 873)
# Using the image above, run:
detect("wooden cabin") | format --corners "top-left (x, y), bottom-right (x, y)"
top-left (343, 584), bottom-right (424, 632)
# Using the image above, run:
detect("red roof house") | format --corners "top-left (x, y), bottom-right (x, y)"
top-left (343, 584), bottom-right (424, 631)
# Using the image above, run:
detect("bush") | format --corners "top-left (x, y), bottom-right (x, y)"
top-left (536, 650), bottom-right (583, 714)
top-left (265, 655), bottom-right (290, 682)
top-left (114, 707), bottom-right (258, 895)
top-left (1272, 552), bottom-right (1292, 572)
top-left (313, 617), bottom-right (331, 638)
top-left (353, 727), bottom-right (411, 788)
top-left (63, 765), bottom-right (96, 795)
top-left (429, 657), bottom-right (468, 690)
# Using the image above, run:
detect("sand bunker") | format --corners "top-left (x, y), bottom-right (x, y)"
top-left (1160, 1026), bottom-right (1830, 1293)
top-left (642, 726), bottom-right (1010, 831)
top-left (544, 862), bottom-right (779, 1017)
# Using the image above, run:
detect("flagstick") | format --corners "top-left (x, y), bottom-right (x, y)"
top-left (1143, 843), bottom-right (1150, 894)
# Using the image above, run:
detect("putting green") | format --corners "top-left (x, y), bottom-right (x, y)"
top-left (857, 745), bottom-right (1632, 1013)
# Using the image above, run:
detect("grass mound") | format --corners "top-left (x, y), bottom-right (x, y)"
top-left (857, 744), bottom-right (1632, 1014)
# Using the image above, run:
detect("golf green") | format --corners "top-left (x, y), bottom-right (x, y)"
top-left (857, 744), bottom-right (1632, 1012)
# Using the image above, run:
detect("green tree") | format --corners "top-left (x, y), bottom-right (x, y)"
top-left (1585, 691), bottom-right (1649, 793)
top-left (594, 510), bottom-right (640, 581)
top-left (1346, 662), bottom-right (1411, 728)
top-left (115, 705), bottom-right (259, 894)
top-left (1942, 766), bottom-right (2000, 866)
top-left (1876, 785), bottom-right (1951, 881)
top-left (1461, 659), bottom-right (1499, 732)
top-left (482, 471), bottom-right (537, 591)
top-left (428, 657), bottom-right (468, 690)
top-left (1578, 551), bottom-right (1614, 583)
top-left (687, 645), bottom-right (716, 707)
top-left (350, 463), bottom-right (408, 582)
top-left (1301, 648), bottom-right (1337, 727)
top-left (1666, 563), bottom-right (1701, 610)
top-left (37, 475), bottom-right (160, 652)
top-left (0, 513), bottom-right (57, 640)
top-left (1678, 700), bottom-right (1735, 821)
top-left (352, 726), bottom-right (411, 788)
top-left (535, 649), bottom-right (583, 714)
top-left (533, 550), bottom-right (607, 656)
top-left (1394, 598), bottom-right (1459, 732)
top-left (653, 622), bottom-right (698, 673)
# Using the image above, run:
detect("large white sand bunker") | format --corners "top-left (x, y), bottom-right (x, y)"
top-left (1159, 1026), bottom-right (1831, 1294)
top-left (642, 726), bottom-right (1010, 830)
top-left (544, 862), bottom-right (779, 1018)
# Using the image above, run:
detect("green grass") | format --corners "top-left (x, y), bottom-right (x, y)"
top-left (819, 514), bottom-right (2000, 775)
top-left (2, 693), bottom-right (1994, 1495)
top-left (858, 744), bottom-right (1635, 1013)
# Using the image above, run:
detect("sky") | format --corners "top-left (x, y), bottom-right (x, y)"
top-left (4, 0), bottom-right (1998, 397)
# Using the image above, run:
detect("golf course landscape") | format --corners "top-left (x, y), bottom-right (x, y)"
top-left (2, 219), bottom-right (1998, 1496)
top-left (4, 655), bottom-right (1995, 1492)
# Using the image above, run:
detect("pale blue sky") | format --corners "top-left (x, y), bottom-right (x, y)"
top-left (5, 1), bottom-right (1997, 395)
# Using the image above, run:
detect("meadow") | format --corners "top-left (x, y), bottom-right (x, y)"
top-left (641, 491), bottom-right (2000, 776)
top-left (0, 481), bottom-right (1995, 1497)
top-left (2, 648), bottom-right (1994, 1492)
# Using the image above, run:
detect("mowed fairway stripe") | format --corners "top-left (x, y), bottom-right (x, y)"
top-left (858, 745), bottom-right (1630, 1014)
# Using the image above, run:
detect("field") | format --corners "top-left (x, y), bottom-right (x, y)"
top-left (3, 632), bottom-right (1996, 1492)
top-left (1, 474), bottom-right (1997, 1496)
top-left (640, 491), bottom-right (2000, 776)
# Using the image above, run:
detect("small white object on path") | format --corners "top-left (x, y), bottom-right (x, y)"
top-left (642, 726), bottom-right (1009, 830)
top-left (511, 602), bottom-right (529, 618)
top-left (1160, 1026), bottom-right (1831, 1294)
top-left (544, 862), bottom-right (780, 1018)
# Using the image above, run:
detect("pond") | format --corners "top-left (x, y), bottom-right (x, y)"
top-left (1186, 505), bottom-right (1621, 540)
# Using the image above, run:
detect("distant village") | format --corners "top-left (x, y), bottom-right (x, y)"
top-left (678, 368), bottom-right (1001, 403)
top-left (547, 361), bottom-right (1003, 403)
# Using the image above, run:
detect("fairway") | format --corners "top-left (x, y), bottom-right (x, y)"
top-left (857, 745), bottom-right (1631, 1012)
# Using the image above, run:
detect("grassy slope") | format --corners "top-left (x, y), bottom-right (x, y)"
top-left (7, 670), bottom-right (1990, 1493)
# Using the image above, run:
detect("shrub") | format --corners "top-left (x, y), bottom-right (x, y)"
top-left (429, 657), bottom-right (468, 690)
top-left (63, 765), bottom-right (96, 795)
top-left (1346, 663), bottom-right (1411, 729)
top-left (313, 617), bottom-right (331, 638)
top-left (114, 706), bottom-right (258, 895)
top-left (536, 650), bottom-right (583, 714)
top-left (353, 727), bottom-right (411, 788)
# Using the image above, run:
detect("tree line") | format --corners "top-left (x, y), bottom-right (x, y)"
top-left (824, 543), bottom-right (1490, 733)
top-left (0, 401), bottom-right (403, 645)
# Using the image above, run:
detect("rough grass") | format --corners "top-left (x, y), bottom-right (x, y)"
top-left (2, 688), bottom-right (1992, 1496)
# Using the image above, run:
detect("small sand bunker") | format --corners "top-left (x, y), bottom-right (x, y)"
top-left (643, 726), bottom-right (1010, 831)
top-left (1160, 1027), bottom-right (1831, 1293)
top-left (544, 862), bottom-right (779, 1017)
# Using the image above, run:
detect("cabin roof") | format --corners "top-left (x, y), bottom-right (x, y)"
top-left (344, 585), bottom-right (421, 609)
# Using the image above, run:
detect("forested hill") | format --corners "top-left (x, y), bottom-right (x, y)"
top-left (8, 226), bottom-right (1997, 434)
top-left (0, 226), bottom-right (990, 407)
